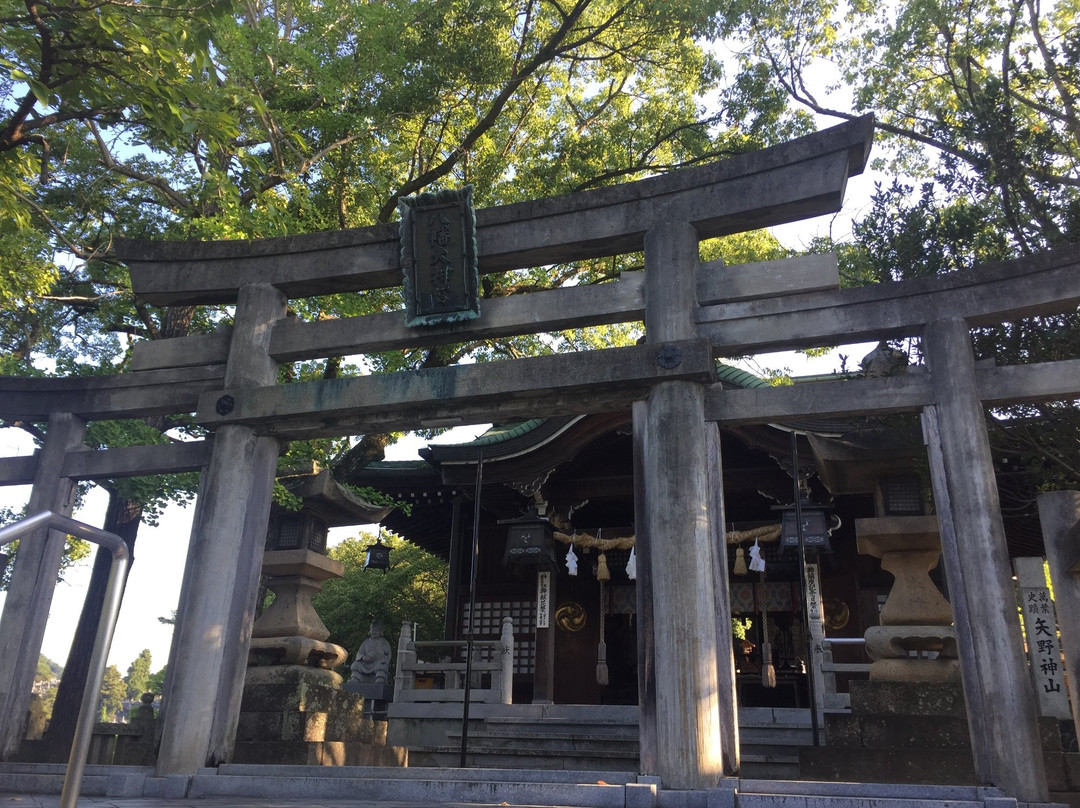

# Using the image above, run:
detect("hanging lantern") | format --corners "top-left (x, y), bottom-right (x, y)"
top-left (500, 509), bottom-right (557, 567)
top-left (778, 500), bottom-right (832, 553)
top-left (364, 538), bottom-right (391, 573)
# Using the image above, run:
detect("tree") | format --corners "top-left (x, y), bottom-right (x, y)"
top-left (846, 180), bottom-right (1080, 497)
top-left (97, 664), bottom-right (125, 722)
top-left (124, 648), bottom-right (153, 701)
top-left (314, 532), bottom-right (449, 666)
top-left (146, 666), bottom-right (167, 695)
top-left (725, 0), bottom-right (1079, 254)
top-left (35, 654), bottom-right (61, 682)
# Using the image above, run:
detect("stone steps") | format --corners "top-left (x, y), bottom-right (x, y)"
top-left (193, 764), bottom-right (634, 807)
top-left (401, 705), bottom-right (812, 778)
top-left (0, 762), bottom-right (1061, 808)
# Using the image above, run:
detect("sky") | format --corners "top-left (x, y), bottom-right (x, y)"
top-left (0, 133), bottom-right (886, 677)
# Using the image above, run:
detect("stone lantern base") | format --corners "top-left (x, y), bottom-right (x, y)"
top-left (233, 665), bottom-right (406, 767)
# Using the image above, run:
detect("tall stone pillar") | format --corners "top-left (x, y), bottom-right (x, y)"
top-left (156, 283), bottom-right (286, 775)
top-left (921, 317), bottom-right (1048, 801)
top-left (638, 221), bottom-right (724, 789)
top-left (0, 412), bottom-right (85, 758)
top-left (1037, 491), bottom-right (1080, 742)
top-left (706, 422), bottom-right (740, 776)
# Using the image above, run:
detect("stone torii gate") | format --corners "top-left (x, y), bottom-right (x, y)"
top-left (1, 116), bottom-right (1079, 800)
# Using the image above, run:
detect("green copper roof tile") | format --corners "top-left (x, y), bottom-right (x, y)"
top-left (715, 362), bottom-right (771, 389)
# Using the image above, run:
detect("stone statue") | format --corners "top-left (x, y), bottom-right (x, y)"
top-left (348, 620), bottom-right (392, 685)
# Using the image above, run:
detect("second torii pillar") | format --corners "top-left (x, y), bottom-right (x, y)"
top-left (922, 317), bottom-right (1048, 802)
top-left (638, 221), bottom-right (725, 789)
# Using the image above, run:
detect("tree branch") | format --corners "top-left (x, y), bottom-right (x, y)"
top-left (376, 0), bottom-right (599, 222)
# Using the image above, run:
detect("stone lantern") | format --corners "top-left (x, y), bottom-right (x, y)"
top-left (235, 467), bottom-right (405, 766)
top-left (249, 468), bottom-right (393, 670)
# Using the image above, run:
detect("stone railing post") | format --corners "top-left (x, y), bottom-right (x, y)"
top-left (499, 616), bottom-right (514, 705)
top-left (393, 621), bottom-right (415, 701)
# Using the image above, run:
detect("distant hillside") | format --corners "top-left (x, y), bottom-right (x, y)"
top-left (36, 654), bottom-right (62, 682)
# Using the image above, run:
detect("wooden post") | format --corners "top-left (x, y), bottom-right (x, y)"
top-left (155, 283), bottom-right (285, 775)
top-left (533, 570), bottom-right (555, 704)
top-left (1037, 491), bottom-right (1080, 742)
top-left (443, 497), bottom-right (464, 641)
top-left (921, 317), bottom-right (1048, 801)
top-left (0, 412), bottom-right (85, 759)
top-left (632, 399), bottom-right (658, 776)
top-left (706, 421), bottom-right (740, 776)
top-left (639, 221), bottom-right (723, 789)
top-left (803, 561), bottom-right (827, 726)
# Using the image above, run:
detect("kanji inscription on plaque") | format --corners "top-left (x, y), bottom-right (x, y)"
top-left (399, 186), bottom-right (480, 327)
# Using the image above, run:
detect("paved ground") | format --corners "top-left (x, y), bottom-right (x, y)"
top-left (0, 797), bottom-right (573, 808)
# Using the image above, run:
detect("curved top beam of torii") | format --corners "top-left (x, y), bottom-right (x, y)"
top-left (115, 115), bottom-right (875, 306)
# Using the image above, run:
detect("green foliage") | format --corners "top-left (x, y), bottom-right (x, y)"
top-left (36, 654), bottom-right (62, 682)
top-left (313, 532), bottom-right (448, 666)
top-left (271, 483), bottom-right (303, 512)
top-left (726, 0), bottom-right (1080, 254)
top-left (98, 664), bottom-right (126, 722)
top-left (340, 484), bottom-right (412, 517)
top-left (83, 421), bottom-right (199, 525)
top-left (146, 666), bottom-right (168, 695)
top-left (731, 618), bottom-right (753, 640)
top-left (124, 649), bottom-right (153, 701)
top-left (848, 179), bottom-right (1080, 495)
top-left (0, 504), bottom-right (92, 591)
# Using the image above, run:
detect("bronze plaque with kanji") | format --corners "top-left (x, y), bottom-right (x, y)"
top-left (399, 186), bottom-right (480, 327)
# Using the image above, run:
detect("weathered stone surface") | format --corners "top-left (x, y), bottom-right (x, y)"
top-left (1040, 717), bottom-right (1065, 752)
top-left (864, 625), bottom-right (958, 659)
top-left (1065, 752), bottom-right (1080, 788)
top-left (234, 672), bottom-right (406, 768)
top-left (856, 715), bottom-right (972, 750)
top-left (848, 680), bottom-right (967, 716)
top-left (235, 711), bottom-right (282, 743)
top-left (867, 657), bottom-right (961, 683)
top-left (877, 550), bottom-right (953, 626)
top-left (799, 746), bottom-right (977, 785)
top-left (822, 713), bottom-right (972, 750)
top-left (248, 636), bottom-right (348, 669)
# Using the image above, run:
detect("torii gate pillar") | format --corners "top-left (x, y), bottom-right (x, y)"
top-left (637, 221), bottom-right (725, 789)
top-left (155, 284), bottom-right (286, 775)
top-left (922, 317), bottom-right (1048, 802)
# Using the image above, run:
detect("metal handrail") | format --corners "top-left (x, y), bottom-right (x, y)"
top-left (0, 511), bottom-right (130, 808)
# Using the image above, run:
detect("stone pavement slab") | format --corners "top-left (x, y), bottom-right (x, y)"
top-left (0, 796), bottom-right (584, 808)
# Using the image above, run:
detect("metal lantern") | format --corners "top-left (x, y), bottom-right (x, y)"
top-left (779, 500), bottom-right (833, 553)
top-left (364, 538), bottom-right (391, 573)
top-left (500, 510), bottom-right (558, 567)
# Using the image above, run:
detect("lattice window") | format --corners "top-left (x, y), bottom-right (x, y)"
top-left (881, 474), bottom-right (924, 515)
top-left (275, 517), bottom-right (302, 550)
top-left (462, 600), bottom-right (536, 674)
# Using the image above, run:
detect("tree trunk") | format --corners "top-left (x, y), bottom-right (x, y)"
top-left (41, 492), bottom-right (141, 762)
